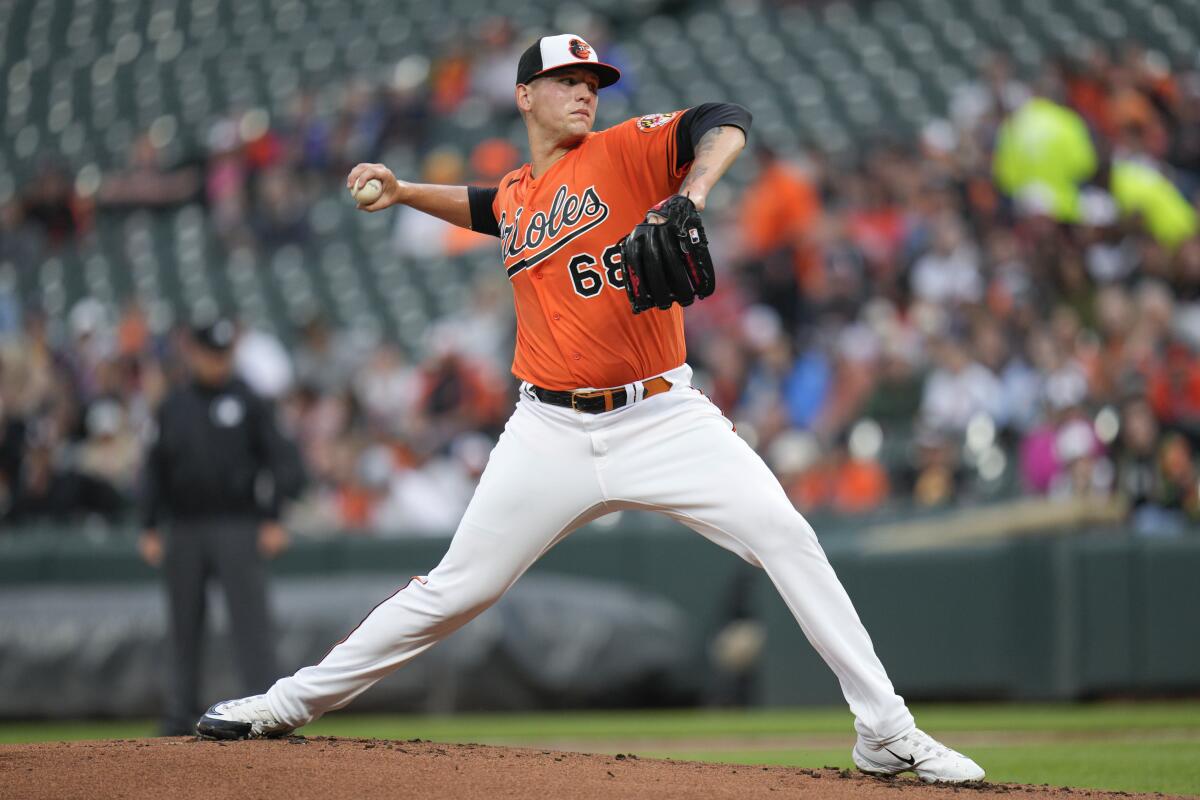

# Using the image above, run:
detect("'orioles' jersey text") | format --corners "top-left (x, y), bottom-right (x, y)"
top-left (492, 112), bottom-right (690, 391)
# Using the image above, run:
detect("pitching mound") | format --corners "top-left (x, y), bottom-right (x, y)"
top-left (0, 736), bottom-right (1187, 800)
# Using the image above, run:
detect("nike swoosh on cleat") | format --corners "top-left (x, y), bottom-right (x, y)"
top-left (884, 748), bottom-right (916, 766)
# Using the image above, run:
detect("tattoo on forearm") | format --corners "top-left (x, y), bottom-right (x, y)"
top-left (694, 126), bottom-right (725, 158)
top-left (680, 166), bottom-right (710, 195)
top-left (680, 127), bottom-right (731, 196)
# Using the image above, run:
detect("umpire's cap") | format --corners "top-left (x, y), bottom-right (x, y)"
top-left (516, 34), bottom-right (621, 88)
top-left (191, 317), bottom-right (237, 352)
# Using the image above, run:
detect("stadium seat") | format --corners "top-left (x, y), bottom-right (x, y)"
top-left (2, 0), bottom-right (1195, 348)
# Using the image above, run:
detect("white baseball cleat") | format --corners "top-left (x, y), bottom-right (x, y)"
top-left (195, 694), bottom-right (294, 740)
top-left (853, 728), bottom-right (985, 783)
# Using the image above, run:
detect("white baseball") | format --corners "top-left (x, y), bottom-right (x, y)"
top-left (351, 178), bottom-right (383, 205)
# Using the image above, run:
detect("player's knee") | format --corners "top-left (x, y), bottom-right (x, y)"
top-left (738, 510), bottom-right (822, 559)
top-left (455, 587), bottom-right (503, 617)
top-left (426, 582), bottom-right (505, 625)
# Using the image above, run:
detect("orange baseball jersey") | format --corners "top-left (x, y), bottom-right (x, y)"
top-left (467, 102), bottom-right (751, 389)
top-left (489, 111), bottom-right (691, 391)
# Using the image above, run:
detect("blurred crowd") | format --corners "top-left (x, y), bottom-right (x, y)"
top-left (0, 299), bottom-right (513, 535)
top-left (697, 43), bottom-right (1200, 535)
top-left (2, 27), bottom-right (1199, 537)
top-left (0, 17), bottom-right (611, 259)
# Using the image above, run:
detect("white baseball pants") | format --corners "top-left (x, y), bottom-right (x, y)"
top-left (266, 364), bottom-right (915, 743)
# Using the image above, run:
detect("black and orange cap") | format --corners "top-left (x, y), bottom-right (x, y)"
top-left (515, 34), bottom-right (621, 88)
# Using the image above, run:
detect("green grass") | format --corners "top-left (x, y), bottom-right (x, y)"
top-left (0, 720), bottom-right (157, 743)
top-left (3, 703), bottom-right (1198, 795)
top-left (634, 742), bottom-right (1200, 797)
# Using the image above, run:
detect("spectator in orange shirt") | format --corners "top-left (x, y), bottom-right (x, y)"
top-left (1108, 66), bottom-right (1169, 159)
top-left (740, 145), bottom-right (821, 260)
top-left (832, 448), bottom-right (890, 514)
top-left (772, 429), bottom-right (890, 515)
top-left (738, 145), bottom-right (823, 323)
top-left (116, 300), bottom-right (151, 359)
top-left (1148, 338), bottom-right (1200, 430)
top-left (1063, 49), bottom-right (1112, 135)
top-left (430, 47), bottom-right (472, 116)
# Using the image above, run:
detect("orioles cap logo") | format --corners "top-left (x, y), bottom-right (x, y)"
top-left (569, 38), bottom-right (592, 60)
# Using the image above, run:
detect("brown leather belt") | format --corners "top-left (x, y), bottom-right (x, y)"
top-left (531, 376), bottom-right (672, 413)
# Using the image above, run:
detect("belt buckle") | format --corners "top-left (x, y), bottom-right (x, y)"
top-left (570, 389), bottom-right (605, 413)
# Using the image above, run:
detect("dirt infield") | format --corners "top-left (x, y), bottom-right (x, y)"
top-left (0, 736), bottom-right (1189, 800)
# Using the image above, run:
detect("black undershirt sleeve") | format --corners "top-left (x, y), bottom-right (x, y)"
top-left (467, 186), bottom-right (501, 237)
top-left (674, 102), bottom-right (753, 172)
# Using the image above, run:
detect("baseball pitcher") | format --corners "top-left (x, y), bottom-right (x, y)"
top-left (197, 33), bottom-right (984, 784)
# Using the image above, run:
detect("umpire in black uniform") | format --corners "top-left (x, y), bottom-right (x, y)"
top-left (138, 318), bottom-right (304, 736)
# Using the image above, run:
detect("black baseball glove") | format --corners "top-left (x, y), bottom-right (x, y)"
top-left (618, 195), bottom-right (716, 314)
